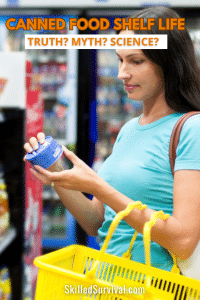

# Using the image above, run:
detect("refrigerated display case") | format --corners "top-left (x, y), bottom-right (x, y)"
top-left (0, 98), bottom-right (42, 300)
top-left (40, 25), bottom-right (78, 248)
top-left (0, 109), bottom-right (25, 300)
top-left (1, 15), bottom-right (79, 250)
top-left (0, 14), bottom-right (80, 299)
top-left (24, 89), bottom-right (43, 300)
top-left (0, 51), bottom-right (30, 300)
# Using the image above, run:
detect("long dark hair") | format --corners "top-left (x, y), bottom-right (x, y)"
top-left (119, 6), bottom-right (200, 112)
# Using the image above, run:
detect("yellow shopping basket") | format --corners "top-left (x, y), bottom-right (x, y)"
top-left (34, 201), bottom-right (200, 300)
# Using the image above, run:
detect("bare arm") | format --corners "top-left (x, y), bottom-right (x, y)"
top-left (52, 187), bottom-right (104, 237)
top-left (54, 166), bottom-right (197, 260)
top-left (38, 150), bottom-right (200, 260)
top-left (47, 161), bottom-right (105, 236)
top-left (91, 169), bottom-right (200, 260)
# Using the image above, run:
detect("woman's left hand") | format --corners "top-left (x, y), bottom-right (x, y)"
top-left (30, 145), bottom-right (100, 195)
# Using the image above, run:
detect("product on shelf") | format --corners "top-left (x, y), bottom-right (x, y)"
top-left (8, 27), bottom-right (69, 140)
top-left (43, 201), bottom-right (66, 238)
top-left (54, 104), bottom-right (67, 139)
top-left (42, 203), bottom-right (52, 237)
top-left (0, 266), bottom-right (12, 300)
top-left (44, 110), bottom-right (58, 138)
top-left (0, 180), bottom-right (10, 236)
top-left (107, 85), bottom-right (121, 114)
top-left (96, 85), bottom-right (109, 115)
top-left (95, 47), bottom-right (144, 167)
top-left (50, 204), bottom-right (66, 236)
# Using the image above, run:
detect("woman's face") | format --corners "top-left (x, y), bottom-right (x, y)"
top-left (117, 31), bottom-right (165, 104)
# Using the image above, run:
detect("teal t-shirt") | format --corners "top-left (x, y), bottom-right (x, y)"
top-left (97, 112), bottom-right (200, 271)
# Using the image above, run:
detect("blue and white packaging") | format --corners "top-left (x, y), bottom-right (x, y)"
top-left (25, 136), bottom-right (63, 169)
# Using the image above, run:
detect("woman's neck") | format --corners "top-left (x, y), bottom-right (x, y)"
top-left (139, 101), bottom-right (175, 125)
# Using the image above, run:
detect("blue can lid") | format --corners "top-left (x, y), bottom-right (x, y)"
top-left (25, 136), bottom-right (63, 169)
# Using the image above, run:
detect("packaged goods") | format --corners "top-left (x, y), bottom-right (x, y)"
top-left (0, 182), bottom-right (10, 235)
top-left (0, 267), bottom-right (12, 300)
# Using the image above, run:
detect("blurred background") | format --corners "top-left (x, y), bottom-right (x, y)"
top-left (0, 0), bottom-right (200, 299)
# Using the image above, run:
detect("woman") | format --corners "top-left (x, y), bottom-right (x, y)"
top-left (24, 6), bottom-right (200, 272)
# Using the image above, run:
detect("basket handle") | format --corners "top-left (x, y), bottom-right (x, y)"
top-left (86, 201), bottom-right (147, 279)
top-left (143, 211), bottom-right (180, 274)
top-left (100, 201), bottom-right (147, 255)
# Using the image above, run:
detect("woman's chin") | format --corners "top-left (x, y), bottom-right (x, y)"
top-left (127, 95), bottom-right (143, 102)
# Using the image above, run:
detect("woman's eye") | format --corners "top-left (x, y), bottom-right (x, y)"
top-left (117, 58), bottom-right (144, 64)
top-left (117, 58), bottom-right (123, 63)
top-left (117, 58), bottom-right (144, 65)
top-left (133, 60), bottom-right (144, 64)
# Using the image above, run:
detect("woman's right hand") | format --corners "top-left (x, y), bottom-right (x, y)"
top-left (24, 132), bottom-right (64, 185)
top-left (24, 132), bottom-right (46, 154)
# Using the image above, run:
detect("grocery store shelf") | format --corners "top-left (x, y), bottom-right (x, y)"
top-left (0, 227), bottom-right (17, 255)
top-left (42, 212), bottom-right (77, 248)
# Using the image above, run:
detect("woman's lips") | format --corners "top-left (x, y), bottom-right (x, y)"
top-left (124, 84), bottom-right (139, 91)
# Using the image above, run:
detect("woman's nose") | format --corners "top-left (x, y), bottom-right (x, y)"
top-left (118, 65), bottom-right (132, 81)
